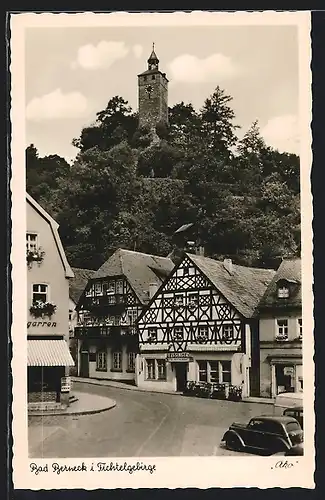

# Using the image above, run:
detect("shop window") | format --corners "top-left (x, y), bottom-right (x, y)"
top-left (275, 364), bottom-right (294, 394)
top-left (146, 359), bottom-right (156, 379)
top-left (276, 319), bottom-right (289, 340)
top-left (112, 351), bottom-right (122, 371)
top-left (174, 326), bottom-right (183, 341)
top-left (148, 327), bottom-right (157, 342)
top-left (127, 352), bottom-right (136, 372)
top-left (221, 361), bottom-right (231, 383)
top-left (198, 325), bottom-right (208, 341)
top-left (32, 284), bottom-right (48, 304)
top-left (209, 361), bottom-right (219, 383)
top-left (198, 361), bottom-right (208, 382)
top-left (222, 324), bottom-right (234, 340)
top-left (26, 232), bottom-right (38, 252)
top-left (157, 360), bottom-right (167, 380)
top-left (96, 351), bottom-right (107, 371)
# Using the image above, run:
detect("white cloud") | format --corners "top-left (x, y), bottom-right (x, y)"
top-left (261, 114), bottom-right (299, 154)
top-left (132, 44), bottom-right (143, 59)
top-left (26, 88), bottom-right (88, 121)
top-left (72, 41), bottom-right (129, 70)
top-left (168, 53), bottom-right (239, 84)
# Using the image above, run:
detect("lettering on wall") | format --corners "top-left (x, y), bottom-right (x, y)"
top-left (27, 321), bottom-right (57, 328)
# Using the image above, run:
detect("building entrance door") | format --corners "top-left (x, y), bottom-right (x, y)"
top-left (175, 363), bottom-right (187, 392)
top-left (80, 352), bottom-right (89, 378)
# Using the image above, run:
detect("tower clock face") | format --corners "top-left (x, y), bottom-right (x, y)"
top-left (146, 85), bottom-right (153, 94)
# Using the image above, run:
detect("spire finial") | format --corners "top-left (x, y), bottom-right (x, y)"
top-left (153, 42), bottom-right (155, 51)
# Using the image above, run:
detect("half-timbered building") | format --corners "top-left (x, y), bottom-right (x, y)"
top-left (75, 249), bottom-right (174, 382)
top-left (257, 258), bottom-right (303, 398)
top-left (136, 253), bottom-right (275, 396)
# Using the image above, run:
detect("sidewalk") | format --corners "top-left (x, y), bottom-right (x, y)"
top-left (72, 377), bottom-right (275, 404)
top-left (28, 391), bottom-right (116, 417)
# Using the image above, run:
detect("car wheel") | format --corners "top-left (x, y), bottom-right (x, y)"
top-left (226, 435), bottom-right (242, 451)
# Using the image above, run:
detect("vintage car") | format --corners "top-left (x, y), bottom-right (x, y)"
top-left (283, 406), bottom-right (303, 430)
top-left (221, 415), bottom-right (303, 455)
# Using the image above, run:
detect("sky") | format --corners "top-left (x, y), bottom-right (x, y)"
top-left (25, 23), bottom-right (299, 162)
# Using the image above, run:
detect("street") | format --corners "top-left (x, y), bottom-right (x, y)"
top-left (29, 382), bottom-right (272, 458)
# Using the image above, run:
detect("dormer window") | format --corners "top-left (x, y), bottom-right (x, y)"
top-left (278, 286), bottom-right (289, 298)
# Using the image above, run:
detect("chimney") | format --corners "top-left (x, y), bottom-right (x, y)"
top-left (223, 258), bottom-right (233, 275)
top-left (149, 282), bottom-right (159, 299)
top-left (196, 246), bottom-right (205, 257)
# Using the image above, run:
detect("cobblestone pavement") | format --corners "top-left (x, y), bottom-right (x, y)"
top-left (29, 382), bottom-right (273, 458)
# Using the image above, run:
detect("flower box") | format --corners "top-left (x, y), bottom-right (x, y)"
top-left (211, 383), bottom-right (228, 400)
top-left (26, 248), bottom-right (45, 269)
top-left (228, 384), bottom-right (243, 401)
top-left (29, 300), bottom-right (57, 319)
top-left (275, 335), bottom-right (289, 342)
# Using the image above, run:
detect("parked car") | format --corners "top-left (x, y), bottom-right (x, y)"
top-left (283, 406), bottom-right (303, 430)
top-left (221, 415), bottom-right (303, 455)
top-left (273, 392), bottom-right (303, 415)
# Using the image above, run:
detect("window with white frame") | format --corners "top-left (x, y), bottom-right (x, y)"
top-left (96, 351), bottom-right (107, 371)
top-left (112, 351), bottom-right (122, 370)
top-left (277, 286), bottom-right (289, 298)
top-left (276, 319), bottom-right (289, 340)
top-left (157, 359), bottom-right (167, 380)
top-left (221, 361), bottom-right (231, 383)
top-left (116, 280), bottom-right (123, 294)
top-left (26, 233), bottom-right (38, 253)
top-left (146, 359), bottom-right (156, 379)
top-left (174, 294), bottom-right (184, 307)
top-left (198, 361), bottom-right (208, 382)
top-left (183, 266), bottom-right (189, 276)
top-left (127, 308), bottom-right (138, 325)
top-left (209, 361), bottom-right (219, 383)
top-left (114, 316), bottom-right (121, 326)
top-left (108, 295), bottom-right (116, 304)
top-left (174, 326), bottom-right (183, 340)
top-left (102, 281), bottom-right (108, 294)
top-left (148, 327), bottom-right (157, 342)
top-left (32, 284), bottom-right (48, 303)
top-left (198, 325), bottom-right (208, 341)
top-left (298, 318), bottom-right (302, 339)
top-left (127, 352), bottom-right (136, 372)
top-left (222, 324), bottom-right (234, 340)
top-left (187, 292), bottom-right (198, 308)
top-left (198, 360), bottom-right (232, 384)
top-left (108, 282), bottom-right (115, 294)
top-left (94, 282), bottom-right (102, 295)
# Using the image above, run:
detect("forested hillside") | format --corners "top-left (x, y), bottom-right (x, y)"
top-left (26, 86), bottom-right (300, 270)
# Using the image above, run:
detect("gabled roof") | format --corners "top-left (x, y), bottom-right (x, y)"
top-left (257, 258), bottom-right (302, 310)
top-left (187, 253), bottom-right (276, 318)
top-left (92, 249), bottom-right (174, 304)
top-left (26, 193), bottom-right (74, 278)
top-left (70, 267), bottom-right (95, 304)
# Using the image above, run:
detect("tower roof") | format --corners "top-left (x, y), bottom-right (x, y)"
top-left (148, 43), bottom-right (159, 64)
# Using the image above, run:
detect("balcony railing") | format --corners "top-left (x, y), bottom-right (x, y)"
top-left (74, 325), bottom-right (136, 338)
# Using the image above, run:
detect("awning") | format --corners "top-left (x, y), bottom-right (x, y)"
top-left (28, 340), bottom-right (75, 367)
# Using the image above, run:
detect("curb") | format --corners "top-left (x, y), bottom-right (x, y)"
top-left (28, 399), bottom-right (116, 417)
top-left (72, 378), bottom-right (183, 398)
top-left (73, 379), bottom-right (275, 405)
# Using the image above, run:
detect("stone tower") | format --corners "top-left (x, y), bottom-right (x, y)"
top-left (138, 44), bottom-right (169, 131)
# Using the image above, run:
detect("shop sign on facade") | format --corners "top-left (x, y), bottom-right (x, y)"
top-left (61, 376), bottom-right (72, 393)
top-left (167, 352), bottom-right (194, 362)
top-left (284, 366), bottom-right (294, 376)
